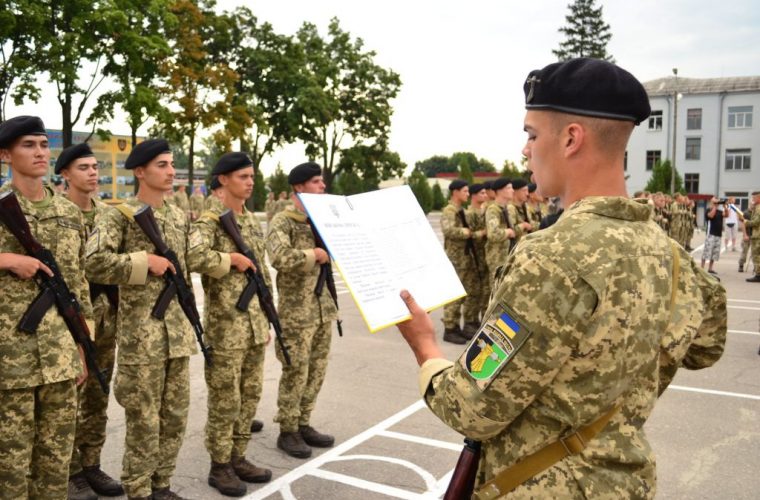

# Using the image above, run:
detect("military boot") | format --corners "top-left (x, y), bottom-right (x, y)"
top-left (152, 487), bottom-right (188, 500)
top-left (277, 431), bottom-right (312, 458)
top-left (82, 465), bottom-right (124, 496)
top-left (250, 419), bottom-right (264, 433)
top-left (443, 327), bottom-right (466, 344)
top-left (461, 322), bottom-right (480, 340)
top-left (747, 274), bottom-right (760, 282)
top-left (231, 456), bottom-right (272, 483)
top-left (299, 425), bottom-right (335, 448)
top-left (739, 264), bottom-right (744, 272)
top-left (208, 461), bottom-right (246, 497)
top-left (68, 472), bottom-right (97, 500)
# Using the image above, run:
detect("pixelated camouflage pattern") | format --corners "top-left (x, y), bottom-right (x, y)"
top-left (85, 198), bottom-right (197, 365)
top-left (265, 198), bottom-right (276, 221)
top-left (441, 203), bottom-right (479, 327)
top-left (748, 205), bottom-right (760, 271)
top-left (0, 379), bottom-right (77, 499)
top-left (484, 202), bottom-right (517, 282)
top-left (113, 358), bottom-right (189, 498)
top-left (204, 194), bottom-right (225, 211)
top-left (267, 207), bottom-right (336, 431)
top-left (171, 188), bottom-right (190, 217)
top-left (466, 205), bottom-right (490, 320)
top-left (189, 193), bottom-right (204, 219)
top-left (204, 346), bottom-right (266, 462)
top-left (0, 184), bottom-right (90, 390)
top-left (511, 202), bottom-right (533, 241)
top-left (273, 198), bottom-right (293, 215)
top-left (423, 196), bottom-right (726, 498)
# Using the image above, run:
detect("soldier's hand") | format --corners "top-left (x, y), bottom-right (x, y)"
top-left (506, 228), bottom-right (516, 238)
top-left (231, 253), bottom-right (256, 273)
top-left (147, 254), bottom-right (176, 276)
top-left (76, 345), bottom-right (89, 386)
top-left (397, 289), bottom-right (444, 366)
top-left (314, 248), bottom-right (329, 264)
top-left (0, 253), bottom-right (53, 280)
top-left (520, 222), bottom-right (532, 231)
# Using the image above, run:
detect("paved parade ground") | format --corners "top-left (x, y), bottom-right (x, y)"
top-left (96, 214), bottom-right (760, 500)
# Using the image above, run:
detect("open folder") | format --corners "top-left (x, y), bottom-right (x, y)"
top-left (299, 185), bottom-right (466, 332)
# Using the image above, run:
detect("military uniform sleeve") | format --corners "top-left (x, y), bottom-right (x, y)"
top-left (73, 210), bottom-right (93, 320)
top-left (486, 205), bottom-right (508, 242)
top-left (267, 215), bottom-right (315, 272)
top-left (423, 251), bottom-right (595, 440)
top-left (85, 207), bottom-right (147, 285)
top-left (508, 205), bottom-right (524, 238)
top-left (680, 261), bottom-right (727, 369)
top-left (187, 216), bottom-right (230, 279)
top-left (441, 206), bottom-right (470, 240)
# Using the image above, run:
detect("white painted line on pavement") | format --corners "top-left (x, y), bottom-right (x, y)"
top-left (669, 385), bottom-right (760, 401)
top-left (308, 468), bottom-right (424, 499)
top-left (729, 329), bottom-right (760, 336)
top-left (728, 299), bottom-right (760, 304)
top-left (729, 306), bottom-right (760, 311)
top-left (325, 454), bottom-right (439, 491)
top-left (378, 430), bottom-right (462, 452)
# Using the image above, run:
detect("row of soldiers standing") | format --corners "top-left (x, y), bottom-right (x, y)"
top-left (0, 115), bottom-right (340, 500)
top-left (649, 192), bottom-right (697, 250)
top-left (440, 178), bottom-right (549, 344)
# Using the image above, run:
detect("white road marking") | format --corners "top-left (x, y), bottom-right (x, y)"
top-left (729, 329), bottom-right (760, 336)
top-left (669, 385), bottom-right (760, 401)
top-left (377, 430), bottom-right (463, 451)
top-left (728, 299), bottom-right (760, 304)
top-left (729, 306), bottom-right (760, 311)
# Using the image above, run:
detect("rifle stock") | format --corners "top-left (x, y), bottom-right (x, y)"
top-left (218, 210), bottom-right (291, 365)
top-left (444, 438), bottom-right (481, 500)
top-left (133, 205), bottom-right (213, 366)
top-left (0, 191), bottom-right (109, 394)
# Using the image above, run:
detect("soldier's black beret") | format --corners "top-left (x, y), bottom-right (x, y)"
top-left (125, 138), bottom-right (171, 169)
top-left (483, 180), bottom-right (493, 190)
top-left (210, 176), bottom-right (221, 191)
top-left (0, 115), bottom-right (46, 148)
top-left (212, 152), bottom-right (253, 176)
top-left (492, 178), bottom-right (512, 191)
top-left (469, 183), bottom-right (485, 194)
top-left (511, 179), bottom-right (528, 190)
top-left (751, 190), bottom-right (760, 196)
top-left (449, 179), bottom-right (468, 191)
top-left (524, 58), bottom-right (651, 125)
top-left (55, 143), bottom-right (95, 174)
top-left (288, 162), bottom-right (322, 185)
top-left (528, 183), bottom-right (537, 193)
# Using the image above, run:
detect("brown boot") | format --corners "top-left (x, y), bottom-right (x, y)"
top-left (277, 431), bottom-right (312, 458)
top-left (208, 461), bottom-right (247, 497)
top-left (250, 419), bottom-right (264, 433)
top-left (82, 465), bottom-right (124, 496)
top-left (231, 456), bottom-right (272, 483)
top-left (443, 327), bottom-right (466, 344)
top-left (299, 425), bottom-right (334, 448)
top-left (68, 472), bottom-right (97, 500)
top-left (152, 487), bottom-right (188, 500)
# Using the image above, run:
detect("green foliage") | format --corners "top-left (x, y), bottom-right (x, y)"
top-left (252, 166), bottom-right (267, 210)
top-left (416, 152), bottom-right (495, 177)
top-left (335, 144), bottom-right (406, 192)
top-left (407, 168), bottom-right (433, 214)
top-left (267, 164), bottom-right (290, 197)
top-left (644, 160), bottom-right (684, 194)
top-left (431, 183), bottom-right (446, 210)
top-left (501, 159), bottom-right (525, 179)
top-left (553, 0), bottom-right (614, 62)
top-left (458, 161), bottom-right (474, 184)
top-left (332, 170), bottom-right (364, 195)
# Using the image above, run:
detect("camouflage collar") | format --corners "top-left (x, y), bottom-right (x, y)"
top-left (564, 196), bottom-right (652, 222)
top-left (283, 206), bottom-right (308, 223)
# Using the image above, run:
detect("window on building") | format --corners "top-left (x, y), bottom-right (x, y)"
top-left (685, 138), bottom-right (701, 160)
top-left (645, 150), bottom-right (661, 171)
top-left (724, 192), bottom-right (749, 211)
top-left (728, 106), bottom-right (753, 129)
top-left (648, 110), bottom-right (663, 131)
top-left (684, 173), bottom-right (699, 194)
top-left (725, 149), bottom-right (751, 170)
top-left (687, 108), bottom-right (702, 130)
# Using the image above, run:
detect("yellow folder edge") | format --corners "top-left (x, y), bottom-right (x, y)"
top-left (331, 259), bottom-right (468, 333)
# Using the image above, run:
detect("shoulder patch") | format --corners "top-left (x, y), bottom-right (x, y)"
top-left (114, 203), bottom-right (135, 222)
top-left (459, 306), bottom-right (532, 391)
top-left (200, 210), bottom-right (219, 222)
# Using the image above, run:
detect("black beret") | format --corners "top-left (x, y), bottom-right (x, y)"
top-left (524, 58), bottom-right (651, 125)
top-left (288, 162), bottom-right (321, 185)
top-left (528, 183), bottom-right (537, 193)
top-left (210, 176), bottom-right (221, 191)
top-left (54, 143), bottom-right (95, 174)
top-left (125, 138), bottom-right (171, 169)
top-left (469, 183), bottom-right (485, 194)
top-left (751, 190), bottom-right (760, 196)
top-left (212, 152), bottom-right (253, 176)
top-left (0, 115), bottom-right (46, 148)
top-left (448, 179), bottom-right (468, 191)
top-left (492, 178), bottom-right (512, 191)
top-left (483, 180), bottom-right (493, 190)
top-left (511, 179), bottom-right (528, 190)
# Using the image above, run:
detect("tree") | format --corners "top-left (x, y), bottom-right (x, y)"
top-left (501, 159), bottom-right (524, 179)
top-left (252, 166), bottom-right (267, 211)
top-left (431, 183), bottom-right (446, 211)
top-left (552, 0), bottom-right (614, 62)
top-left (415, 155), bottom-right (456, 177)
top-left (267, 164), bottom-right (290, 197)
top-left (415, 152), bottom-right (494, 178)
top-left (296, 18), bottom-right (402, 190)
top-left (458, 161), bottom-right (474, 184)
top-left (334, 144), bottom-right (406, 192)
top-left (644, 160), bottom-right (684, 194)
top-left (407, 168), bottom-right (433, 214)
top-left (332, 170), bottom-right (364, 196)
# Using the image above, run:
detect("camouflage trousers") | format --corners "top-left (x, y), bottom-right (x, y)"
top-left (113, 358), bottom-right (190, 498)
top-left (752, 238), bottom-right (760, 273)
top-left (205, 345), bottom-right (265, 463)
top-left (275, 321), bottom-right (331, 432)
top-left (70, 309), bottom-right (117, 474)
top-left (443, 259), bottom-right (481, 328)
top-left (739, 238), bottom-right (752, 269)
top-left (0, 379), bottom-right (77, 500)
top-left (486, 243), bottom-right (510, 284)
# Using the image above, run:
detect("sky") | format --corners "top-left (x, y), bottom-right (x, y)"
top-left (7, 0), bottom-right (760, 176)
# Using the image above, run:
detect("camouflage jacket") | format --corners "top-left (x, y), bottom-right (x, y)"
top-left (484, 202), bottom-right (517, 270)
top-left (746, 205), bottom-right (760, 239)
top-left (511, 202), bottom-right (533, 239)
top-left (0, 185), bottom-right (91, 389)
top-left (85, 199), bottom-right (197, 365)
top-left (188, 206), bottom-right (271, 349)
top-left (81, 198), bottom-right (118, 329)
top-left (204, 194), bottom-right (225, 211)
top-left (189, 193), bottom-right (204, 217)
top-left (266, 207), bottom-right (337, 329)
top-left (441, 202), bottom-right (473, 267)
top-left (419, 196), bottom-right (726, 497)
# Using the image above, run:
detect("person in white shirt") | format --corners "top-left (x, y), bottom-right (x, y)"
top-left (725, 196), bottom-right (740, 251)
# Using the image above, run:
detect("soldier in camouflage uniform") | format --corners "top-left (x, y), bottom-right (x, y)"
top-left (273, 191), bottom-right (291, 215)
top-left (668, 195), bottom-right (683, 245)
top-left (188, 153), bottom-right (273, 496)
top-left (266, 162), bottom-right (338, 459)
top-left (441, 180), bottom-right (479, 344)
top-left (55, 143), bottom-right (124, 500)
top-left (0, 116), bottom-right (91, 499)
top-left (172, 185), bottom-right (191, 220)
top-left (265, 192), bottom-right (276, 222)
top-left (510, 179), bottom-right (535, 241)
top-left (745, 191), bottom-right (760, 282)
top-left (86, 139), bottom-right (197, 500)
top-left (525, 183), bottom-right (545, 230)
top-left (467, 184), bottom-right (490, 322)
top-left (189, 185), bottom-right (205, 221)
top-left (484, 178), bottom-right (517, 282)
top-left (396, 59), bottom-right (726, 498)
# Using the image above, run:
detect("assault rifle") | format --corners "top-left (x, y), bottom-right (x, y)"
top-left (133, 205), bottom-right (213, 365)
top-left (444, 438), bottom-right (481, 500)
top-left (308, 220), bottom-right (343, 336)
top-left (0, 191), bottom-right (109, 394)
top-left (218, 209), bottom-right (290, 365)
top-left (457, 209), bottom-right (482, 279)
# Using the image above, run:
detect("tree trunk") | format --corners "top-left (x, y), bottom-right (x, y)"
top-left (62, 94), bottom-right (73, 148)
top-left (188, 131), bottom-right (195, 189)
top-left (131, 124), bottom-right (139, 194)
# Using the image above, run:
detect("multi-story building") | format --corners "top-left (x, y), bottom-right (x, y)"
top-left (627, 75), bottom-right (760, 216)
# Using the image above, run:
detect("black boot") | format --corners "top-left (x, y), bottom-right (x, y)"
top-left (152, 487), bottom-right (188, 500)
top-left (208, 461), bottom-right (247, 497)
top-left (68, 472), bottom-right (97, 500)
top-left (250, 419), bottom-right (264, 433)
top-left (299, 425), bottom-right (335, 448)
top-left (277, 431), bottom-right (312, 458)
top-left (443, 327), bottom-right (466, 344)
top-left (461, 322), bottom-right (480, 340)
top-left (746, 274), bottom-right (760, 282)
top-left (82, 465), bottom-right (124, 496)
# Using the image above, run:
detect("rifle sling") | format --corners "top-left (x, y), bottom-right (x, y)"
top-left (473, 405), bottom-right (619, 500)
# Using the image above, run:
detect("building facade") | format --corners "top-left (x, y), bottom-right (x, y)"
top-left (627, 76), bottom-right (760, 212)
